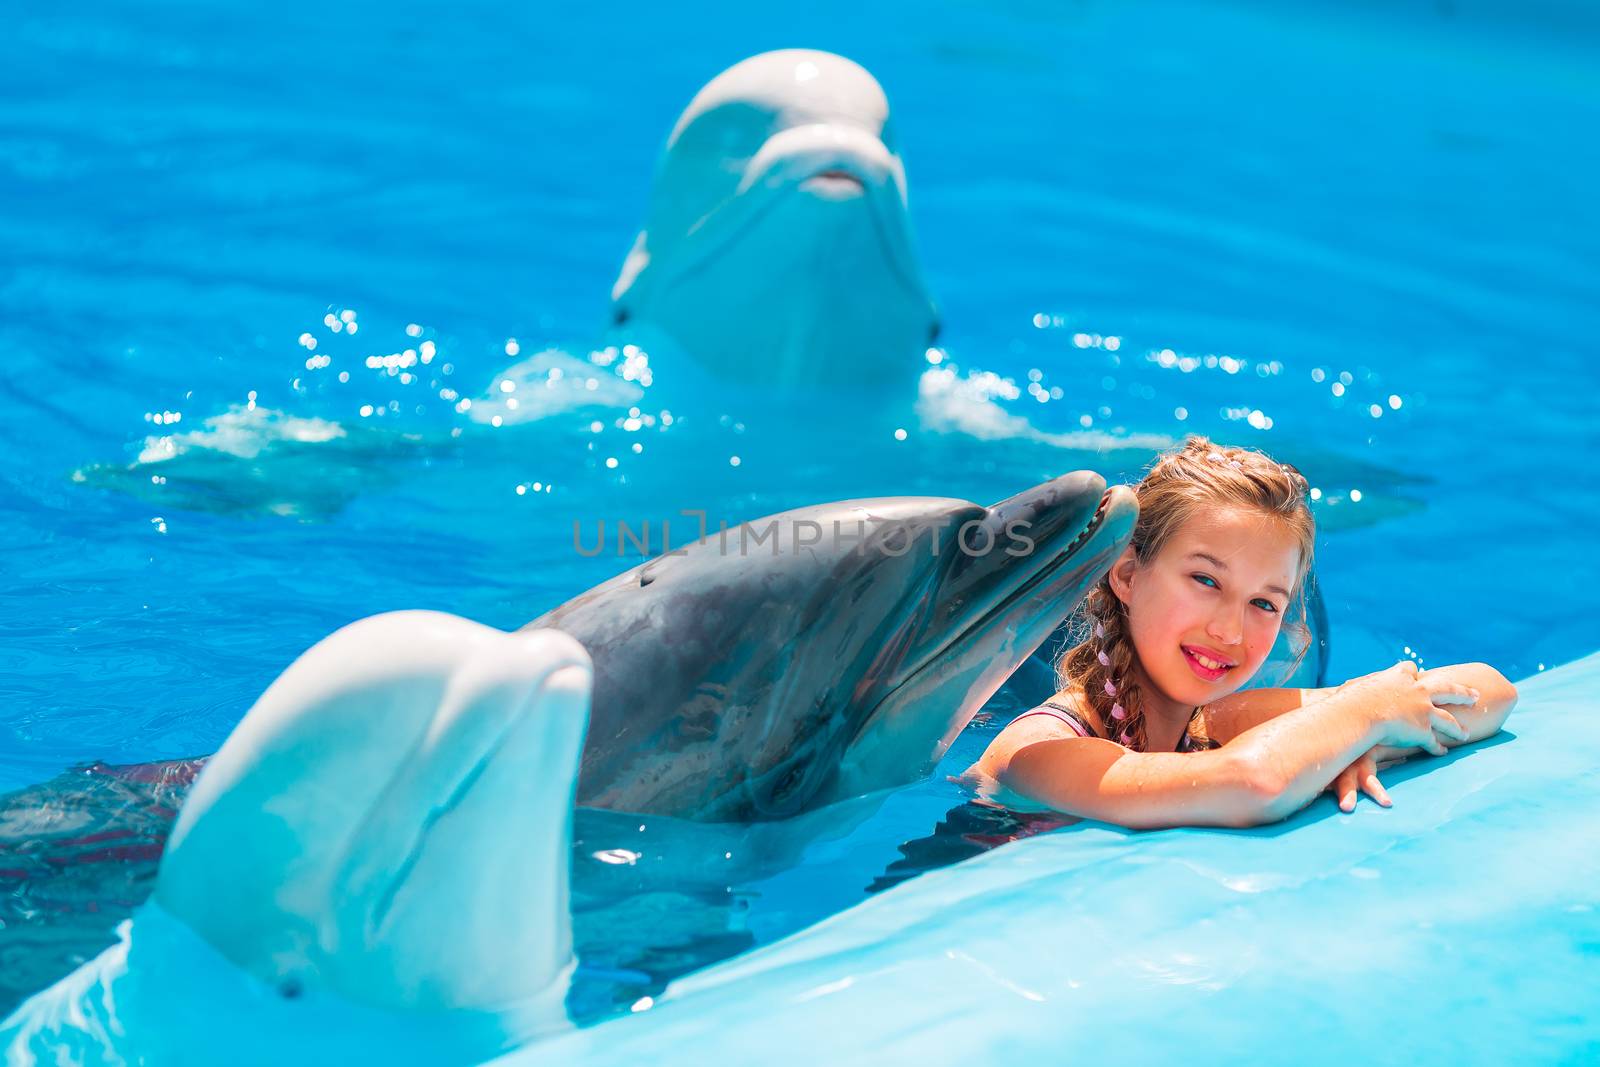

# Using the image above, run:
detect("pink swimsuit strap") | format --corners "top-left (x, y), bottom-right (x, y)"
top-left (1008, 701), bottom-right (1218, 753)
top-left (1007, 701), bottom-right (1096, 739)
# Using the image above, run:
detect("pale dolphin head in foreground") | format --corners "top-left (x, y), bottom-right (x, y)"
top-left (1, 612), bottom-right (592, 1066)
top-left (611, 48), bottom-right (939, 387)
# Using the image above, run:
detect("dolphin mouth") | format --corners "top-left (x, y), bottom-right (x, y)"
top-left (933, 487), bottom-right (1117, 664)
top-left (801, 169), bottom-right (867, 195)
top-left (851, 486), bottom-right (1120, 740)
top-left (751, 486), bottom-right (1121, 819)
top-left (789, 485), bottom-right (1123, 813)
top-left (664, 124), bottom-right (928, 308)
top-left (736, 122), bottom-right (896, 196)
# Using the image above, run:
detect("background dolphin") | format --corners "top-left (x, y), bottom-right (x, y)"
top-left (2, 612), bottom-right (593, 1065)
top-left (611, 49), bottom-right (938, 387)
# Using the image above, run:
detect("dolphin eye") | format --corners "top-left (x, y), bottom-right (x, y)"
top-left (614, 307), bottom-right (630, 325)
top-left (927, 320), bottom-right (942, 344)
top-left (770, 763), bottom-right (804, 805)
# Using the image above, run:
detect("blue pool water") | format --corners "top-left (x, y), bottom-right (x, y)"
top-left (2, 0), bottom-right (1597, 1039)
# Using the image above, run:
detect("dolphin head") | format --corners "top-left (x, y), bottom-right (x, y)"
top-left (543, 472), bottom-right (1135, 821)
top-left (153, 612), bottom-right (591, 1050)
top-left (819, 473), bottom-right (1139, 806)
top-left (611, 49), bottom-right (938, 387)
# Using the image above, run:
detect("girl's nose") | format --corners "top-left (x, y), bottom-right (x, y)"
top-left (1206, 606), bottom-right (1243, 647)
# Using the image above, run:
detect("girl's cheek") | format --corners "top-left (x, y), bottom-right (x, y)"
top-left (1241, 618), bottom-right (1275, 667)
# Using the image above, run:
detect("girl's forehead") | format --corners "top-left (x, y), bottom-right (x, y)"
top-left (1162, 508), bottom-right (1300, 573)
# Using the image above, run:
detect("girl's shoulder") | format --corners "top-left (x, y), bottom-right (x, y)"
top-left (971, 692), bottom-right (1104, 780)
top-left (1010, 691), bottom-right (1105, 739)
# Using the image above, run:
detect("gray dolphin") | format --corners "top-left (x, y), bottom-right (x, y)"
top-left (531, 471), bottom-right (1135, 821)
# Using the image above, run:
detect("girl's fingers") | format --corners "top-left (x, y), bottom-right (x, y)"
top-left (1427, 683), bottom-right (1480, 707)
top-left (1430, 708), bottom-right (1467, 742)
top-left (1352, 755), bottom-right (1391, 808)
top-left (1334, 767), bottom-right (1357, 812)
top-left (1361, 770), bottom-right (1392, 807)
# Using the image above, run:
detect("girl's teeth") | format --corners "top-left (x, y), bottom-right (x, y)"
top-left (1192, 651), bottom-right (1228, 670)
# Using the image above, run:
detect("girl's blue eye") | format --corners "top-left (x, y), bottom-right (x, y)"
top-left (1252, 598), bottom-right (1281, 614)
top-left (1191, 573), bottom-right (1218, 589)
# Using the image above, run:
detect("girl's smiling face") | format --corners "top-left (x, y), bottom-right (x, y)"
top-left (1108, 506), bottom-right (1301, 712)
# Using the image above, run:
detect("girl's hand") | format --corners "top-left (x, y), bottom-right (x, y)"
top-left (1356, 661), bottom-right (1478, 755)
top-left (1330, 750), bottom-right (1390, 812)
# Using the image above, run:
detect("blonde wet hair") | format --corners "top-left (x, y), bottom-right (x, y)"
top-left (1057, 435), bottom-right (1315, 749)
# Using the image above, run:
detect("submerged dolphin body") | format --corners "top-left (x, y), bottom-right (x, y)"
top-left (611, 49), bottom-right (938, 387)
top-left (533, 471), bottom-right (1136, 821)
top-left (2, 613), bottom-right (593, 1066)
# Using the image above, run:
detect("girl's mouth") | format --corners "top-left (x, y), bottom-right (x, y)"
top-left (1181, 645), bottom-right (1236, 682)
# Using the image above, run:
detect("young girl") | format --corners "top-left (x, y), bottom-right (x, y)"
top-left (966, 435), bottom-right (1517, 830)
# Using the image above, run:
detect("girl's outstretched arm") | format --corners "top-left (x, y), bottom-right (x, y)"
top-left (1203, 661), bottom-right (1517, 752)
top-left (1000, 662), bottom-right (1476, 830)
top-left (1205, 662), bottom-right (1517, 811)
